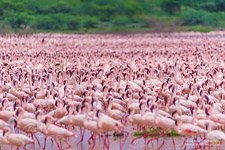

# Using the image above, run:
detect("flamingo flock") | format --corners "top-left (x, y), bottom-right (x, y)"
top-left (0, 32), bottom-right (225, 149)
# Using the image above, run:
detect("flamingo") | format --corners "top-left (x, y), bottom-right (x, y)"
top-left (4, 117), bottom-right (34, 150)
top-left (83, 110), bottom-right (103, 149)
top-left (42, 115), bottom-right (76, 149)
top-left (96, 110), bottom-right (124, 149)
top-left (0, 32), bottom-right (225, 150)
top-left (106, 97), bottom-right (124, 120)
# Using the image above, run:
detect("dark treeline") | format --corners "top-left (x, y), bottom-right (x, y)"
top-left (0, 0), bottom-right (224, 33)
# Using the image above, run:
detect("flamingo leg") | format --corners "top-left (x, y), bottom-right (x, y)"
top-left (77, 127), bottom-right (84, 145)
top-left (147, 127), bottom-right (154, 145)
top-left (143, 130), bottom-right (149, 147)
top-left (88, 133), bottom-right (94, 145)
top-left (104, 134), bottom-right (108, 150)
top-left (147, 138), bottom-right (153, 145)
top-left (43, 136), bottom-right (47, 150)
top-left (54, 138), bottom-right (62, 150)
top-left (151, 138), bottom-right (154, 148)
top-left (103, 134), bottom-right (110, 150)
top-left (193, 137), bottom-right (199, 149)
top-left (23, 144), bottom-right (27, 150)
top-left (31, 134), bottom-right (35, 150)
top-left (155, 135), bottom-right (159, 147)
top-left (103, 134), bottom-right (106, 150)
top-left (131, 129), bottom-right (143, 145)
top-left (51, 138), bottom-right (54, 145)
top-left (131, 136), bottom-right (141, 144)
top-left (122, 130), bottom-right (129, 148)
top-left (107, 134), bottom-right (110, 150)
top-left (208, 142), bottom-right (211, 150)
top-left (34, 134), bottom-right (41, 146)
top-left (119, 136), bottom-right (122, 150)
top-left (172, 137), bottom-right (176, 150)
top-left (60, 139), bottom-right (62, 149)
top-left (158, 131), bottom-right (165, 150)
top-left (219, 143), bottom-right (222, 150)
top-left (98, 134), bottom-right (101, 142)
top-left (63, 139), bottom-right (71, 149)
top-left (181, 137), bottom-right (187, 150)
top-left (91, 134), bottom-right (96, 149)
top-left (216, 143), bottom-right (220, 150)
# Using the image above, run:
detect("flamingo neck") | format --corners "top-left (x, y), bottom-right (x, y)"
top-left (40, 78), bottom-right (44, 94)
top-left (21, 74), bottom-right (25, 89)
top-left (9, 122), bottom-right (15, 134)
top-left (95, 99), bottom-right (101, 111)
top-left (84, 111), bottom-right (89, 122)
top-left (207, 122), bottom-right (212, 133)
top-left (116, 78), bottom-right (121, 91)
top-left (189, 84), bottom-right (195, 96)
top-left (158, 70), bottom-right (164, 81)
top-left (140, 104), bottom-right (146, 116)
top-left (18, 109), bottom-right (25, 121)
top-left (103, 90), bottom-right (107, 99)
top-left (154, 105), bottom-right (159, 122)
top-left (107, 101), bottom-right (112, 111)
top-left (69, 90), bottom-right (73, 101)
top-left (29, 75), bottom-right (32, 91)
top-left (100, 70), bottom-right (104, 80)
top-left (2, 99), bottom-right (8, 110)
top-left (174, 124), bottom-right (181, 135)
top-left (165, 96), bottom-right (170, 112)
top-left (129, 109), bottom-right (135, 121)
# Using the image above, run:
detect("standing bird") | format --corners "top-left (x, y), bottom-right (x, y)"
top-left (4, 117), bottom-right (34, 149)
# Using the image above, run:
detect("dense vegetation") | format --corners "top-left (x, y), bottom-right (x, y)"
top-left (0, 0), bottom-right (224, 33)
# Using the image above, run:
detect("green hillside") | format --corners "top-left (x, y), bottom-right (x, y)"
top-left (0, 0), bottom-right (224, 33)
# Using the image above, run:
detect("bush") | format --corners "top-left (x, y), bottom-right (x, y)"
top-left (35, 16), bottom-right (59, 30)
top-left (52, 2), bottom-right (73, 13)
top-left (0, 7), bottom-right (4, 16)
top-left (0, 0), bottom-right (225, 32)
top-left (191, 25), bottom-right (211, 32)
top-left (112, 16), bottom-right (147, 28)
top-left (67, 19), bottom-right (80, 30)
top-left (197, 2), bottom-right (217, 12)
top-left (115, 1), bottom-right (142, 17)
top-left (5, 13), bottom-right (33, 29)
top-left (180, 8), bottom-right (219, 26)
top-left (112, 16), bottom-right (134, 26)
top-left (215, 0), bottom-right (225, 11)
top-left (161, 0), bottom-right (181, 14)
top-left (81, 17), bottom-right (98, 28)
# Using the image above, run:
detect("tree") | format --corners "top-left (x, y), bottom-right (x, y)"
top-left (161, 0), bottom-right (181, 14)
top-left (215, 0), bottom-right (225, 11)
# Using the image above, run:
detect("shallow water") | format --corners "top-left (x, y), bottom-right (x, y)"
top-left (1, 128), bottom-right (225, 150)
